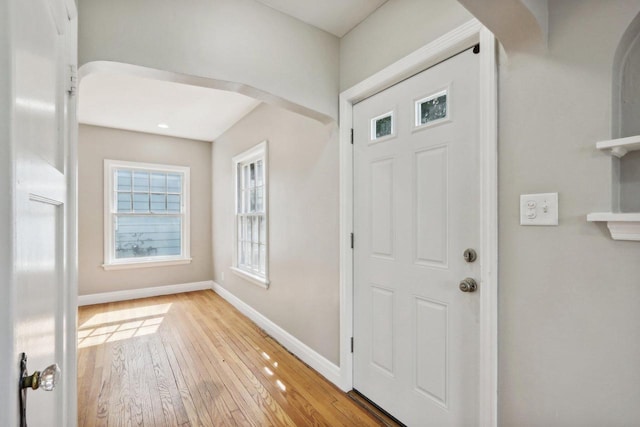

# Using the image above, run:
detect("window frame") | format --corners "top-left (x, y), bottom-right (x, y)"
top-left (103, 159), bottom-right (191, 270)
top-left (231, 140), bottom-right (270, 288)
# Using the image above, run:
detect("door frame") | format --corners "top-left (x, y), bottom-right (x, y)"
top-left (65, 1), bottom-right (79, 425)
top-left (338, 19), bottom-right (498, 427)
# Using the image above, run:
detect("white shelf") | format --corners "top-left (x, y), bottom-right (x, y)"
top-left (587, 212), bottom-right (640, 241)
top-left (596, 135), bottom-right (640, 158)
top-left (588, 137), bottom-right (640, 241)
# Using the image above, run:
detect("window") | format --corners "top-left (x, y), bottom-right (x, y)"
top-left (414, 88), bottom-right (449, 129)
top-left (370, 110), bottom-right (395, 142)
top-left (232, 141), bottom-right (269, 288)
top-left (103, 159), bottom-right (191, 270)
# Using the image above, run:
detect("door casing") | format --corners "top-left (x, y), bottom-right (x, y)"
top-left (338, 19), bottom-right (498, 427)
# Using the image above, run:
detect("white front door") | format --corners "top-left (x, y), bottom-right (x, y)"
top-left (1, 0), bottom-right (75, 425)
top-left (353, 48), bottom-right (480, 426)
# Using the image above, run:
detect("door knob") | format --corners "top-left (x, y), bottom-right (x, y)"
top-left (21, 362), bottom-right (60, 391)
top-left (19, 353), bottom-right (61, 427)
top-left (459, 277), bottom-right (478, 293)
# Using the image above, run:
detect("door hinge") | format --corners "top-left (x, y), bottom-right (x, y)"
top-left (473, 43), bottom-right (480, 54)
top-left (350, 128), bottom-right (354, 144)
top-left (350, 337), bottom-right (354, 353)
top-left (350, 233), bottom-right (354, 249)
top-left (67, 64), bottom-right (77, 96)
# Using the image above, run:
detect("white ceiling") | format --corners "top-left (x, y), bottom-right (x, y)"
top-left (254, 0), bottom-right (387, 37)
top-left (78, 73), bottom-right (261, 142)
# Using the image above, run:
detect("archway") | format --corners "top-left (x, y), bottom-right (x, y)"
top-left (611, 11), bottom-right (640, 213)
top-left (78, 61), bottom-right (334, 126)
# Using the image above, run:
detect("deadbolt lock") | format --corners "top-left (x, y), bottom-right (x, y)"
top-left (463, 248), bottom-right (477, 263)
top-left (459, 278), bottom-right (478, 293)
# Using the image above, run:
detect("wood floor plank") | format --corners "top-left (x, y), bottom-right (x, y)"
top-left (162, 311), bottom-right (250, 425)
top-left (108, 342), bottom-right (132, 427)
top-left (77, 343), bottom-right (95, 426)
top-left (202, 305), bottom-right (356, 426)
top-left (78, 290), bottom-right (393, 427)
top-left (95, 345), bottom-right (112, 427)
top-left (180, 319), bottom-right (279, 427)
top-left (126, 337), bottom-right (156, 426)
top-left (162, 337), bottom-right (212, 427)
top-left (161, 321), bottom-right (237, 427)
top-left (177, 295), bottom-right (299, 426)
top-left (149, 336), bottom-right (190, 426)
top-left (141, 339), bottom-right (170, 427)
top-left (179, 293), bottom-right (280, 416)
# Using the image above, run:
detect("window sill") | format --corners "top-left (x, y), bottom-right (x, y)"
top-left (230, 267), bottom-right (270, 289)
top-left (103, 258), bottom-right (192, 271)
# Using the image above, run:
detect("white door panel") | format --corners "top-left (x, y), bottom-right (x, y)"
top-left (354, 48), bottom-right (480, 426)
top-left (9, 0), bottom-right (71, 425)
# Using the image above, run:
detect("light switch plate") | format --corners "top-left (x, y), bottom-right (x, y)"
top-left (520, 193), bottom-right (559, 226)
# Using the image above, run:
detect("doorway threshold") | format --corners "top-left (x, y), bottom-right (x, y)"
top-left (348, 389), bottom-right (406, 427)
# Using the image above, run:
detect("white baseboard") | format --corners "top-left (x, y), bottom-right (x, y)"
top-left (78, 280), bottom-right (214, 306)
top-left (211, 281), bottom-right (344, 390)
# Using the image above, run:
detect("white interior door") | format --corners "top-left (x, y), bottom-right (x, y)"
top-left (353, 48), bottom-right (480, 426)
top-left (8, 0), bottom-right (73, 425)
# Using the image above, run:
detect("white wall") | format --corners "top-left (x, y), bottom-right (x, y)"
top-left (212, 103), bottom-right (340, 364)
top-left (78, 125), bottom-right (212, 296)
top-left (342, 0), bottom-right (640, 425)
top-left (497, 2), bottom-right (640, 423)
top-left (339, 0), bottom-right (473, 90)
top-left (77, 0), bottom-right (339, 121)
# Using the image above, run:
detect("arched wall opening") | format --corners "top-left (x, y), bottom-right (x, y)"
top-left (78, 61), bottom-right (335, 126)
top-left (613, 12), bottom-right (640, 139)
top-left (612, 12), bottom-right (640, 212)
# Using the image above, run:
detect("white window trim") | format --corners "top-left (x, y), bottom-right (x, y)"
top-left (232, 140), bottom-right (270, 288)
top-left (103, 159), bottom-right (191, 270)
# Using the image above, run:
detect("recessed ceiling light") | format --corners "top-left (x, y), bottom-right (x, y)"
top-left (158, 123), bottom-right (169, 129)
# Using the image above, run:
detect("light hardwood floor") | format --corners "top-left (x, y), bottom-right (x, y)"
top-left (77, 290), bottom-right (391, 426)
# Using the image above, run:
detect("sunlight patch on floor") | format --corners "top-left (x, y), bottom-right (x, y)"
top-left (78, 303), bottom-right (171, 348)
top-left (79, 303), bottom-right (172, 328)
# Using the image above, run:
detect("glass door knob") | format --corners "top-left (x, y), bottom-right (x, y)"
top-left (21, 363), bottom-right (61, 391)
